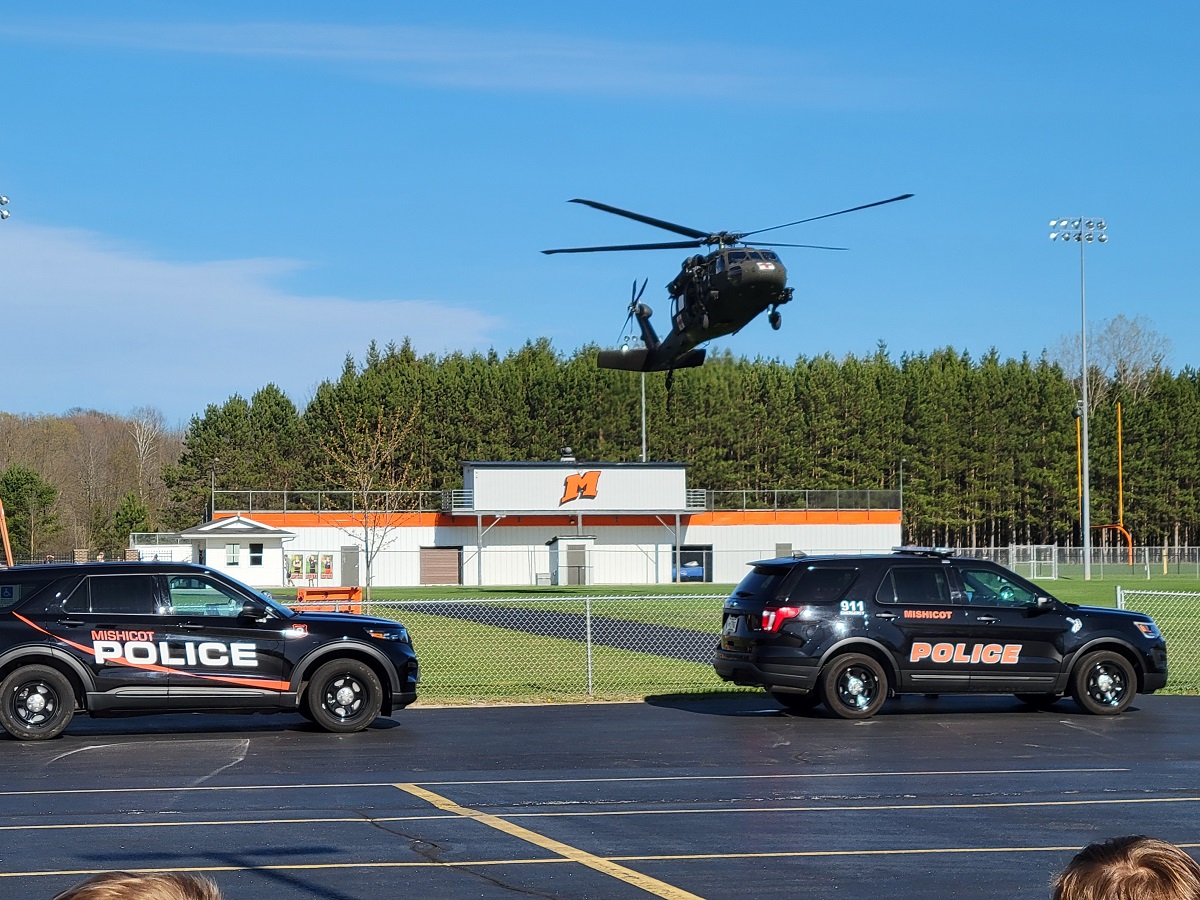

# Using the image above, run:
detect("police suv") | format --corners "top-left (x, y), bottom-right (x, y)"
top-left (0, 562), bottom-right (419, 740)
top-left (713, 548), bottom-right (1167, 718)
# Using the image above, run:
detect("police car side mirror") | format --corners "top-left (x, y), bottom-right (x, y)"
top-left (1031, 596), bottom-right (1055, 615)
top-left (239, 598), bottom-right (270, 621)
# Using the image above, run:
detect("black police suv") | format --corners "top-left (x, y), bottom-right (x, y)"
top-left (0, 561), bottom-right (419, 740)
top-left (714, 548), bottom-right (1167, 719)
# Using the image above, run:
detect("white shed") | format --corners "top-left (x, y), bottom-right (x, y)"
top-left (179, 515), bottom-right (294, 588)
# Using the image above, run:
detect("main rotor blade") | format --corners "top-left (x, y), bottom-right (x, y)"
top-left (568, 198), bottom-right (710, 240)
top-left (543, 240), bottom-right (704, 254)
top-left (741, 193), bottom-right (914, 238)
top-left (745, 241), bottom-right (848, 251)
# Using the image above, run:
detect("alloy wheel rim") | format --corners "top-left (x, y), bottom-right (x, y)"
top-left (1088, 664), bottom-right (1127, 706)
top-left (14, 682), bottom-right (59, 728)
top-left (837, 666), bottom-right (877, 710)
top-left (323, 674), bottom-right (365, 720)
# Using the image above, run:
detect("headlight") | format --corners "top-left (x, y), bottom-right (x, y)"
top-left (366, 627), bottom-right (411, 644)
top-left (1135, 621), bottom-right (1160, 639)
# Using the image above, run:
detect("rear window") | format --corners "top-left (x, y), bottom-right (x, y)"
top-left (730, 566), bottom-right (792, 604)
top-left (785, 567), bottom-right (859, 604)
top-left (0, 575), bottom-right (61, 609)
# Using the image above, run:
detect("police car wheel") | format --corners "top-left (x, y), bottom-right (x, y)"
top-left (306, 659), bottom-right (383, 733)
top-left (1015, 693), bottom-right (1061, 710)
top-left (769, 690), bottom-right (822, 712)
top-left (0, 665), bottom-right (75, 741)
top-left (1071, 651), bottom-right (1136, 715)
top-left (819, 653), bottom-right (888, 720)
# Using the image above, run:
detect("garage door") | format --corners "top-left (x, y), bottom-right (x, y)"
top-left (420, 547), bottom-right (462, 585)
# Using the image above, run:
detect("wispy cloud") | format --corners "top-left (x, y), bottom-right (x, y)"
top-left (0, 224), bottom-right (500, 423)
top-left (0, 19), bottom-right (920, 105)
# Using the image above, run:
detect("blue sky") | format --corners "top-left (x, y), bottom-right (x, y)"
top-left (0, 3), bottom-right (1196, 426)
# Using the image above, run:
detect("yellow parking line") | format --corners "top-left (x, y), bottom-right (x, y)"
top-left (0, 767), bottom-right (1128, 798)
top-left (394, 782), bottom-right (705, 900)
top-left (1, 793), bottom-right (1196, 834)
top-left (5, 843), bottom-right (1200, 880)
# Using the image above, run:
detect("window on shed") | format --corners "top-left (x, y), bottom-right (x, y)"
top-left (249, 543), bottom-right (264, 566)
top-left (225, 543), bottom-right (240, 566)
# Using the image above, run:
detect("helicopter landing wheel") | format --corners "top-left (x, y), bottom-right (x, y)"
top-left (768, 310), bottom-right (782, 330)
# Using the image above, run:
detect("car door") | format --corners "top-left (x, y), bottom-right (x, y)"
top-left (952, 563), bottom-right (1072, 692)
top-left (42, 573), bottom-right (173, 707)
top-left (160, 574), bottom-right (288, 707)
top-left (875, 563), bottom-right (976, 692)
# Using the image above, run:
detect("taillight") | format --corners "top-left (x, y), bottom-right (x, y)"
top-left (761, 606), bottom-right (801, 633)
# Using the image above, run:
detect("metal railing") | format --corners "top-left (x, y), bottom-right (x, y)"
top-left (706, 489), bottom-right (900, 511)
top-left (215, 487), bottom-right (900, 515)
top-left (213, 490), bottom-right (445, 514)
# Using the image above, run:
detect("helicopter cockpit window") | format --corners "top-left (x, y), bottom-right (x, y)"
top-left (760, 250), bottom-right (779, 261)
top-left (714, 256), bottom-right (725, 274)
top-left (727, 251), bottom-right (747, 263)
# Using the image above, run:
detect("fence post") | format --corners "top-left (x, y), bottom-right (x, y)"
top-left (585, 596), bottom-right (594, 697)
top-left (1115, 585), bottom-right (1124, 610)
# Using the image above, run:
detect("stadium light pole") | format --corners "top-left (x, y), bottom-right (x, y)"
top-left (1049, 217), bottom-right (1108, 580)
top-left (0, 195), bottom-right (10, 220)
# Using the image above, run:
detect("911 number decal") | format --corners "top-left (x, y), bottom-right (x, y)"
top-left (839, 600), bottom-right (865, 615)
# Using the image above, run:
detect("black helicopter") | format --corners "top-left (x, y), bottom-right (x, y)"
top-left (543, 194), bottom-right (912, 372)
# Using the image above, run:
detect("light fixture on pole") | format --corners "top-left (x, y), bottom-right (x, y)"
top-left (0, 195), bottom-right (10, 220)
top-left (1049, 216), bottom-right (1108, 579)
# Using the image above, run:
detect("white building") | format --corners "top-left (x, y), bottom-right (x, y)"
top-left (176, 515), bottom-right (294, 585)
top-left (135, 461), bottom-right (900, 588)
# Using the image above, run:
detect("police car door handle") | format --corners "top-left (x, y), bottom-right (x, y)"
top-left (875, 611), bottom-right (898, 621)
top-left (56, 618), bottom-right (85, 627)
top-left (180, 622), bottom-right (206, 630)
top-left (975, 614), bottom-right (999, 624)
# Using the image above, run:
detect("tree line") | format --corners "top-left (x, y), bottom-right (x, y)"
top-left (3, 328), bottom-right (1198, 558)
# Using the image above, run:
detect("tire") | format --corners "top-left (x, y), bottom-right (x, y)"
top-left (1071, 650), bottom-right (1136, 716)
top-left (1015, 693), bottom-right (1061, 710)
top-left (819, 653), bottom-right (888, 720)
top-left (0, 665), bottom-right (76, 741)
top-left (769, 690), bottom-right (822, 712)
top-left (305, 659), bottom-right (383, 733)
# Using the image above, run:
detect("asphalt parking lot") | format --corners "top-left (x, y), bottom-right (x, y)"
top-left (1, 693), bottom-right (1198, 899)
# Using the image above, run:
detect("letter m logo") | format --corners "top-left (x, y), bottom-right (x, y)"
top-left (560, 470), bottom-right (601, 505)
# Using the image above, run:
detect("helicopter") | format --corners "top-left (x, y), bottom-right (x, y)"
top-left (543, 194), bottom-right (913, 372)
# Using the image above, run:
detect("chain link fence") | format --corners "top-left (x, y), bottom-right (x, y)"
top-left (958, 546), bottom-right (1200, 582)
top-left (294, 594), bottom-right (737, 703)
top-left (1117, 589), bottom-right (1200, 693)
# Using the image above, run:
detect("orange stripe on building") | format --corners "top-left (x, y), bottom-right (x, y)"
top-left (225, 509), bottom-right (900, 529)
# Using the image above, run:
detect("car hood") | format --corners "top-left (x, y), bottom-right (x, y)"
top-left (1074, 605), bottom-right (1156, 623)
top-left (292, 610), bottom-right (405, 629)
